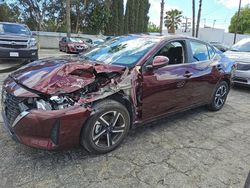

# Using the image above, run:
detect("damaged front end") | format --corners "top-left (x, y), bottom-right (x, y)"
top-left (1, 60), bottom-right (142, 150)
top-left (13, 64), bottom-right (134, 112)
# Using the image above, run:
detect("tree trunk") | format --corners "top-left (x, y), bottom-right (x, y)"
top-left (192, 0), bottom-right (195, 36)
top-left (66, 0), bottom-right (71, 37)
top-left (196, 0), bottom-right (202, 37)
top-left (160, 0), bottom-right (164, 35)
top-left (75, 4), bottom-right (80, 33)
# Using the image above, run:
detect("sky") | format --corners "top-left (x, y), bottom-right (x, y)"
top-left (125, 0), bottom-right (250, 32)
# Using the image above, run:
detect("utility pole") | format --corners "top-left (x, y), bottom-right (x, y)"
top-left (195, 0), bottom-right (202, 38)
top-left (234, 0), bottom-right (242, 44)
top-left (213, 20), bottom-right (216, 28)
top-left (160, 0), bottom-right (164, 35)
top-left (66, 0), bottom-right (71, 38)
top-left (203, 18), bottom-right (206, 27)
top-left (192, 0), bottom-right (195, 36)
top-left (183, 17), bottom-right (191, 32)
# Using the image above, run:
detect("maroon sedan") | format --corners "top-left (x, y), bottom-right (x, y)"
top-left (1, 35), bottom-right (235, 154)
top-left (59, 37), bottom-right (88, 53)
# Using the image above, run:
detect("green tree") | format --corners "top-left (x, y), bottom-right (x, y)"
top-left (137, 0), bottom-right (150, 33)
top-left (229, 5), bottom-right (250, 34)
top-left (148, 22), bottom-right (160, 33)
top-left (117, 0), bottom-right (124, 35)
top-left (0, 3), bottom-right (21, 22)
top-left (84, 0), bottom-right (111, 34)
top-left (164, 9), bottom-right (183, 34)
top-left (46, 0), bottom-right (66, 32)
top-left (124, 0), bottom-right (150, 34)
top-left (16, 0), bottom-right (52, 31)
top-left (105, 0), bottom-right (124, 36)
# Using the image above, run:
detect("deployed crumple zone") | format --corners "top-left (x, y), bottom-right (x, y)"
top-left (8, 58), bottom-right (141, 115)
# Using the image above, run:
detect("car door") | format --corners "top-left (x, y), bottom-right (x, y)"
top-left (184, 40), bottom-right (221, 105)
top-left (141, 40), bottom-right (193, 120)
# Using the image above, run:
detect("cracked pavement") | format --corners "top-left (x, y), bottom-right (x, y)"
top-left (0, 52), bottom-right (250, 187)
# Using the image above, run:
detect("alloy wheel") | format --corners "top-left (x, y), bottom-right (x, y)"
top-left (214, 85), bottom-right (227, 108)
top-left (92, 111), bottom-right (126, 148)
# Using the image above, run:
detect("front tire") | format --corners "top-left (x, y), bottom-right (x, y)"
top-left (208, 81), bottom-right (229, 111)
top-left (81, 100), bottom-right (130, 154)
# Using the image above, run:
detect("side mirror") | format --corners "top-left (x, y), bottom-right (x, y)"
top-left (146, 56), bottom-right (169, 70)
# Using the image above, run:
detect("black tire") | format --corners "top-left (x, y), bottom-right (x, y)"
top-left (80, 100), bottom-right (130, 154)
top-left (208, 81), bottom-right (229, 111)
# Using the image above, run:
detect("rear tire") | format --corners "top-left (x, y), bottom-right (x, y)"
top-left (80, 100), bottom-right (130, 154)
top-left (208, 81), bottom-right (229, 111)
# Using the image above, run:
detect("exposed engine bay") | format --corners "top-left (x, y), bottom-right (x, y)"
top-left (16, 66), bottom-right (133, 112)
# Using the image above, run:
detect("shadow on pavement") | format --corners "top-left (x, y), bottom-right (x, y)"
top-left (0, 60), bottom-right (29, 73)
top-left (232, 84), bottom-right (250, 93)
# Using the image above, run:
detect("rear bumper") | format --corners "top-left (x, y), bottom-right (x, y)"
top-left (2, 106), bottom-right (91, 150)
top-left (0, 47), bottom-right (38, 60)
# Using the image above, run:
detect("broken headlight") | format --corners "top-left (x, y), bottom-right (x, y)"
top-left (36, 99), bottom-right (52, 110)
top-left (50, 96), bottom-right (75, 110)
top-left (36, 96), bottom-right (75, 110)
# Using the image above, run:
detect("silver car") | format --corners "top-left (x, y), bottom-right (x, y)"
top-left (224, 38), bottom-right (250, 86)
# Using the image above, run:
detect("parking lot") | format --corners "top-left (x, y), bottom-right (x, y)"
top-left (0, 49), bottom-right (250, 188)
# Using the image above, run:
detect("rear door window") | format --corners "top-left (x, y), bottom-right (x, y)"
top-left (190, 41), bottom-right (209, 62)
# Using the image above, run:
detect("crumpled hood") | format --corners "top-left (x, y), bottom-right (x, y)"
top-left (10, 58), bottom-right (125, 95)
top-left (224, 51), bottom-right (250, 63)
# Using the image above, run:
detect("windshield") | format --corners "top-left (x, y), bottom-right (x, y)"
top-left (69, 37), bottom-right (83, 42)
top-left (80, 36), bottom-right (159, 67)
top-left (0, 23), bottom-right (31, 35)
top-left (231, 38), bottom-right (250, 52)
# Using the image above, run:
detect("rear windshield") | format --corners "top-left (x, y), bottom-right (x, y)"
top-left (0, 23), bottom-right (31, 36)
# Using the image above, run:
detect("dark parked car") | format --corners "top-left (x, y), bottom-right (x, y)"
top-left (59, 37), bottom-right (88, 53)
top-left (1, 35), bottom-right (235, 154)
top-left (210, 42), bottom-right (229, 52)
top-left (224, 38), bottom-right (250, 86)
top-left (0, 22), bottom-right (38, 62)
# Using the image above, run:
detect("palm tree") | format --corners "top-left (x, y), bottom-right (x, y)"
top-left (196, 0), bottom-right (202, 37)
top-left (160, 0), bottom-right (164, 35)
top-left (164, 9), bottom-right (183, 34)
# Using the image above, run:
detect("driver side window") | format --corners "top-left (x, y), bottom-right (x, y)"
top-left (155, 41), bottom-right (185, 65)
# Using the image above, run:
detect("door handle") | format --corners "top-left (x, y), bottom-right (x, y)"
top-left (183, 72), bottom-right (193, 78)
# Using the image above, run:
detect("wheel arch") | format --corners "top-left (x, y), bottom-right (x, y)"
top-left (106, 92), bottom-right (135, 128)
top-left (221, 76), bottom-right (231, 89)
top-left (88, 91), bottom-right (135, 129)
